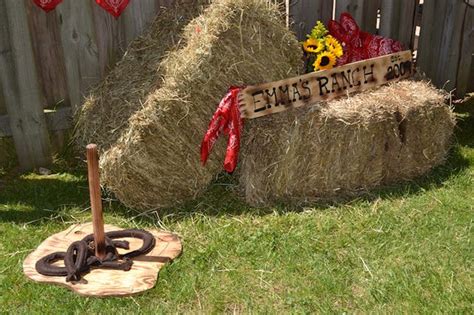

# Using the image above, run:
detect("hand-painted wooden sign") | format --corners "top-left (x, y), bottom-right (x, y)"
top-left (239, 50), bottom-right (413, 119)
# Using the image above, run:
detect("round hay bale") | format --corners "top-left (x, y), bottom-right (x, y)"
top-left (239, 80), bottom-right (455, 206)
top-left (97, 0), bottom-right (302, 210)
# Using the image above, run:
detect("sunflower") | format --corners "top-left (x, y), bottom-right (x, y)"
top-left (313, 51), bottom-right (337, 71)
top-left (303, 38), bottom-right (324, 54)
top-left (325, 35), bottom-right (343, 58)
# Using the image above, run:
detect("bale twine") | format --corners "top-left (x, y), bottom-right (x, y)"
top-left (239, 80), bottom-right (455, 206)
top-left (97, 0), bottom-right (302, 209)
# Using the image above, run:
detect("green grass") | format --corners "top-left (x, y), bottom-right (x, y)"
top-left (0, 104), bottom-right (473, 313)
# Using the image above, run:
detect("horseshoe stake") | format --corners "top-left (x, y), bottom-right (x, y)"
top-left (25, 145), bottom-right (180, 295)
top-left (86, 144), bottom-right (106, 260)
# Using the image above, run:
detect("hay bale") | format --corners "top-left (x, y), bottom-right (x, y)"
top-left (240, 80), bottom-right (455, 205)
top-left (75, 0), bottom-right (211, 151)
top-left (96, 0), bottom-right (302, 209)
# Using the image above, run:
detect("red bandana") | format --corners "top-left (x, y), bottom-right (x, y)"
top-left (200, 87), bottom-right (244, 173)
top-left (95, 0), bottom-right (130, 18)
top-left (33, 0), bottom-right (63, 12)
top-left (328, 13), bottom-right (403, 65)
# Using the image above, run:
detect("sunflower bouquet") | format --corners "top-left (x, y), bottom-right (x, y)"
top-left (302, 21), bottom-right (343, 73)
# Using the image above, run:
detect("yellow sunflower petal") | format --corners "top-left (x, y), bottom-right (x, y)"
top-left (313, 51), bottom-right (337, 71)
top-left (325, 35), bottom-right (344, 58)
top-left (303, 38), bottom-right (324, 53)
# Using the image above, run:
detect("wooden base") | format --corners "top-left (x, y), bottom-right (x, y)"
top-left (23, 223), bottom-right (182, 296)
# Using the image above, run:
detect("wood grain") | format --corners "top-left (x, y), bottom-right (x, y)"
top-left (86, 144), bottom-right (106, 259)
top-left (335, 0), bottom-right (380, 34)
top-left (287, 0), bottom-right (333, 41)
top-left (0, 107), bottom-right (72, 137)
top-left (239, 50), bottom-right (413, 119)
top-left (56, 0), bottom-right (101, 110)
top-left (0, 82), bottom-right (6, 116)
top-left (91, 1), bottom-right (126, 77)
top-left (23, 223), bottom-right (182, 296)
top-left (455, 3), bottom-right (473, 97)
top-left (379, 0), bottom-right (418, 49)
top-left (121, 0), bottom-right (157, 46)
top-left (25, 0), bottom-right (69, 108)
top-left (0, 0), bottom-right (52, 170)
top-left (417, 0), bottom-right (473, 96)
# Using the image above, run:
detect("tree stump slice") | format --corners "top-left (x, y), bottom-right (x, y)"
top-left (23, 223), bottom-right (182, 296)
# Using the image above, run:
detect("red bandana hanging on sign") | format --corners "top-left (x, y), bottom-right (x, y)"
top-left (33, 0), bottom-right (63, 12)
top-left (95, 0), bottom-right (130, 18)
top-left (201, 87), bottom-right (244, 173)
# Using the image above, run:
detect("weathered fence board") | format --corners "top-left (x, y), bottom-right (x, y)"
top-left (287, 0), bottom-right (333, 40)
top-left (470, 60), bottom-right (474, 94)
top-left (0, 85), bottom-right (6, 116)
top-left (0, 107), bottom-right (72, 137)
top-left (455, 3), bottom-right (474, 97)
top-left (0, 0), bottom-right (51, 170)
top-left (57, 0), bottom-right (102, 110)
top-left (335, 0), bottom-right (380, 34)
top-left (121, 0), bottom-right (158, 45)
top-left (418, 0), bottom-right (473, 97)
top-left (91, 3), bottom-right (127, 78)
top-left (0, 0), bottom-right (167, 171)
top-left (26, 0), bottom-right (69, 108)
top-left (379, 0), bottom-right (418, 49)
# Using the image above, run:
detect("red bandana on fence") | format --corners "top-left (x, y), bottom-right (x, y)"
top-left (200, 87), bottom-right (244, 173)
top-left (32, 0), bottom-right (130, 17)
top-left (33, 0), bottom-right (63, 12)
top-left (328, 13), bottom-right (403, 65)
top-left (95, 0), bottom-right (130, 18)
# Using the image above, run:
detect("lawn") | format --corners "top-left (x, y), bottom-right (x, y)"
top-left (0, 103), bottom-right (472, 313)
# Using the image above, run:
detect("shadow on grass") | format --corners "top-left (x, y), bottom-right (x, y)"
top-left (137, 144), bottom-right (470, 222)
top-left (0, 173), bottom-right (89, 224)
top-left (127, 104), bottom-right (473, 222)
top-left (0, 102), bottom-right (472, 225)
top-left (454, 99), bottom-right (474, 148)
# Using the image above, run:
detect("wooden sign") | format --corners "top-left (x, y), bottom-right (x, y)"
top-left (23, 223), bottom-right (182, 296)
top-left (239, 50), bottom-right (413, 119)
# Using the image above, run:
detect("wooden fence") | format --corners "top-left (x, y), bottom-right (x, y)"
top-left (0, 0), bottom-right (473, 171)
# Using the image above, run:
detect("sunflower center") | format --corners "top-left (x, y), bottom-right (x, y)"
top-left (320, 56), bottom-right (330, 66)
top-left (308, 45), bottom-right (317, 50)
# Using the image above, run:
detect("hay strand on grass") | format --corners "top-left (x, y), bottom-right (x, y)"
top-left (95, 0), bottom-right (302, 210)
top-left (240, 80), bottom-right (455, 206)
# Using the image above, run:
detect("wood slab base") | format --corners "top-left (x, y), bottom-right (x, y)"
top-left (23, 223), bottom-right (182, 296)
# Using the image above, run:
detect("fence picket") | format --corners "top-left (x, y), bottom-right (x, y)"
top-left (26, 0), bottom-right (69, 108)
top-left (122, 0), bottom-right (157, 45)
top-left (0, 83), bottom-right (6, 116)
top-left (455, 4), bottom-right (474, 97)
top-left (0, 0), bottom-right (51, 170)
top-left (418, 0), bottom-right (472, 96)
top-left (335, 0), bottom-right (380, 34)
top-left (57, 0), bottom-right (102, 110)
top-left (287, 0), bottom-right (333, 41)
top-left (91, 3), bottom-right (127, 78)
top-left (379, 0), bottom-right (418, 49)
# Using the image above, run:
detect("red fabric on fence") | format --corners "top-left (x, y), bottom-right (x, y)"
top-left (200, 87), bottom-right (244, 173)
top-left (33, 0), bottom-right (63, 12)
top-left (32, 0), bottom-right (130, 17)
top-left (328, 13), bottom-right (403, 65)
top-left (95, 0), bottom-right (130, 18)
